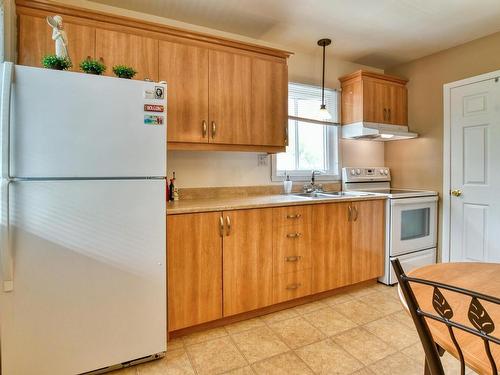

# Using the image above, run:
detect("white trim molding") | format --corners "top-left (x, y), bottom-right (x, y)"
top-left (442, 69), bottom-right (500, 263)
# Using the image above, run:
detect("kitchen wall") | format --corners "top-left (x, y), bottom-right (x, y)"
top-left (38, 0), bottom-right (385, 188)
top-left (385, 30), bottom-right (500, 258)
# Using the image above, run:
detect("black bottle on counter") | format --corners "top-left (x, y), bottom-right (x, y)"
top-left (169, 172), bottom-right (176, 201)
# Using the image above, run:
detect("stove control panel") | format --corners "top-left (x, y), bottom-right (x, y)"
top-left (342, 167), bottom-right (391, 182)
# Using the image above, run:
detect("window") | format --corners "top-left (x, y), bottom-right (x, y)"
top-left (272, 82), bottom-right (340, 181)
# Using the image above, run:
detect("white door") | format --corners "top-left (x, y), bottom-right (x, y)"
top-left (7, 64), bottom-right (166, 178)
top-left (450, 77), bottom-right (500, 262)
top-left (0, 179), bottom-right (166, 375)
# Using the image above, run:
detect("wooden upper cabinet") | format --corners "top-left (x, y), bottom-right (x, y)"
top-left (311, 203), bottom-right (352, 293)
top-left (95, 29), bottom-right (158, 81)
top-left (222, 208), bottom-right (273, 316)
top-left (351, 200), bottom-right (385, 283)
top-left (362, 80), bottom-right (389, 124)
top-left (167, 212), bottom-right (222, 331)
top-left (209, 50), bottom-right (252, 145)
top-left (339, 70), bottom-right (408, 126)
top-left (251, 58), bottom-right (287, 146)
top-left (159, 41), bottom-right (209, 143)
top-left (17, 14), bottom-right (95, 71)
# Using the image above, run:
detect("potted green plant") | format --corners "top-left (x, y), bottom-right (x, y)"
top-left (112, 65), bottom-right (137, 79)
top-left (79, 58), bottom-right (106, 75)
top-left (41, 54), bottom-right (72, 71)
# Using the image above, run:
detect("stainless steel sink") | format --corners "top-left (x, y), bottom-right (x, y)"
top-left (291, 191), bottom-right (375, 199)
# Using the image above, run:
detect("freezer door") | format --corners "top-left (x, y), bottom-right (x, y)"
top-left (0, 179), bottom-right (166, 375)
top-left (10, 65), bottom-right (166, 178)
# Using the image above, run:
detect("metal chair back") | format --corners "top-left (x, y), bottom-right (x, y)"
top-left (391, 258), bottom-right (500, 375)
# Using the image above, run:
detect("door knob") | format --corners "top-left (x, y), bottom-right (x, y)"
top-left (451, 189), bottom-right (462, 197)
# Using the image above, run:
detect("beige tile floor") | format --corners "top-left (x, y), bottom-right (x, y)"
top-left (113, 283), bottom-right (477, 375)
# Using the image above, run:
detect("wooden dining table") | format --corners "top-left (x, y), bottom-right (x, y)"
top-left (398, 262), bottom-right (500, 375)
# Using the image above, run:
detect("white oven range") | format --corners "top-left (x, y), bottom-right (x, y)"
top-left (342, 167), bottom-right (438, 285)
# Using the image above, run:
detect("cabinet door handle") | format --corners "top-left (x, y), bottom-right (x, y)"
top-left (286, 214), bottom-right (302, 219)
top-left (348, 205), bottom-right (352, 221)
top-left (202, 120), bottom-right (207, 138)
top-left (225, 215), bottom-right (231, 236)
top-left (219, 216), bottom-right (224, 237)
top-left (388, 108), bottom-right (391, 122)
top-left (353, 206), bottom-right (358, 221)
top-left (286, 283), bottom-right (301, 290)
top-left (284, 123), bottom-right (289, 145)
top-left (211, 121), bottom-right (216, 139)
top-left (287, 232), bottom-right (302, 238)
top-left (285, 255), bottom-right (302, 262)
top-left (383, 108), bottom-right (387, 121)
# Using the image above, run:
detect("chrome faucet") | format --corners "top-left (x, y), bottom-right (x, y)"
top-left (303, 170), bottom-right (324, 193)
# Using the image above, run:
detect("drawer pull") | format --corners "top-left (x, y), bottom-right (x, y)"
top-left (287, 232), bottom-right (302, 238)
top-left (286, 283), bottom-right (301, 290)
top-left (286, 214), bottom-right (302, 219)
top-left (285, 255), bottom-right (302, 262)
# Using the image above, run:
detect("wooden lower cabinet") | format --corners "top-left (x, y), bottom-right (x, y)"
top-left (222, 208), bottom-right (274, 316)
top-left (167, 199), bottom-right (385, 332)
top-left (351, 200), bottom-right (385, 283)
top-left (167, 212), bottom-right (222, 331)
top-left (311, 203), bottom-right (352, 293)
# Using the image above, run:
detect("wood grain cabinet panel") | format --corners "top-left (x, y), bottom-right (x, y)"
top-left (18, 14), bottom-right (95, 71)
top-left (167, 212), bottom-right (222, 331)
top-left (351, 200), bottom-right (385, 283)
top-left (273, 224), bottom-right (311, 275)
top-left (209, 50), bottom-right (252, 145)
top-left (362, 80), bottom-right (388, 124)
top-left (311, 203), bottom-right (352, 293)
top-left (159, 41), bottom-right (209, 143)
top-left (273, 270), bottom-right (311, 304)
top-left (250, 58), bottom-right (287, 146)
top-left (95, 29), bottom-right (158, 81)
top-left (222, 208), bottom-right (273, 316)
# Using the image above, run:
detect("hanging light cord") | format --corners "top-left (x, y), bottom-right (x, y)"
top-left (321, 42), bottom-right (326, 107)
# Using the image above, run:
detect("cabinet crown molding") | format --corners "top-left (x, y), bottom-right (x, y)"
top-left (16, 0), bottom-right (293, 59)
top-left (339, 70), bottom-right (408, 85)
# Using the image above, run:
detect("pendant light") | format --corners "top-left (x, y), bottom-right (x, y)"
top-left (317, 38), bottom-right (332, 120)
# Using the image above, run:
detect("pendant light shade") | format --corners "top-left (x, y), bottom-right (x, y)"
top-left (317, 38), bottom-right (332, 120)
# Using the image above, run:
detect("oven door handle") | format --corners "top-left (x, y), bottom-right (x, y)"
top-left (390, 196), bottom-right (438, 206)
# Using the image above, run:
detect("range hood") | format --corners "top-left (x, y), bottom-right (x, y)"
top-left (341, 122), bottom-right (418, 141)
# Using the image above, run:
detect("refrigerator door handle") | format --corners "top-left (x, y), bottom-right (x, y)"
top-left (1, 179), bottom-right (12, 292)
top-left (1, 62), bottom-right (13, 179)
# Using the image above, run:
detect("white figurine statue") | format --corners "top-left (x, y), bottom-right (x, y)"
top-left (46, 15), bottom-right (69, 58)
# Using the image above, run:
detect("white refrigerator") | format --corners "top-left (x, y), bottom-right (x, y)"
top-left (0, 63), bottom-right (167, 374)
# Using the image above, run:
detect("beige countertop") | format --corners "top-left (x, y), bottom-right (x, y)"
top-left (166, 193), bottom-right (387, 215)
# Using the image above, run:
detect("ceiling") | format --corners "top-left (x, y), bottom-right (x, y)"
top-left (87, 0), bottom-right (500, 68)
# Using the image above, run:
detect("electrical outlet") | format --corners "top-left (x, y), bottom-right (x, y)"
top-left (257, 154), bottom-right (269, 166)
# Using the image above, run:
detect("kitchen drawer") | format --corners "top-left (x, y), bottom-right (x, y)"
top-left (272, 205), bottom-right (311, 228)
top-left (273, 270), bottom-right (311, 304)
top-left (273, 225), bottom-right (311, 275)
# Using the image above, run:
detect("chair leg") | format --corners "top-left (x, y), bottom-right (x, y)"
top-left (424, 358), bottom-right (432, 375)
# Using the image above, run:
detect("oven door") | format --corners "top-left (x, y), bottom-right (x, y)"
top-left (390, 196), bottom-right (438, 256)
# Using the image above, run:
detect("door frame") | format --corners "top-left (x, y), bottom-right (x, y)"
top-left (442, 69), bottom-right (500, 262)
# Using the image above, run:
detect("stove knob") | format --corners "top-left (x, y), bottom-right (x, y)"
top-left (356, 169), bottom-right (361, 175)
top-left (379, 169), bottom-right (384, 175)
top-left (350, 169), bottom-right (356, 176)
top-left (384, 169), bottom-right (389, 175)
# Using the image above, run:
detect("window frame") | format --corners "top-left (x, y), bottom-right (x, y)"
top-left (271, 83), bottom-right (341, 182)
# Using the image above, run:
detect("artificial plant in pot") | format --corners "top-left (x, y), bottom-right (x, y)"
top-left (79, 58), bottom-right (106, 75)
top-left (41, 54), bottom-right (72, 71)
top-left (112, 65), bottom-right (137, 79)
